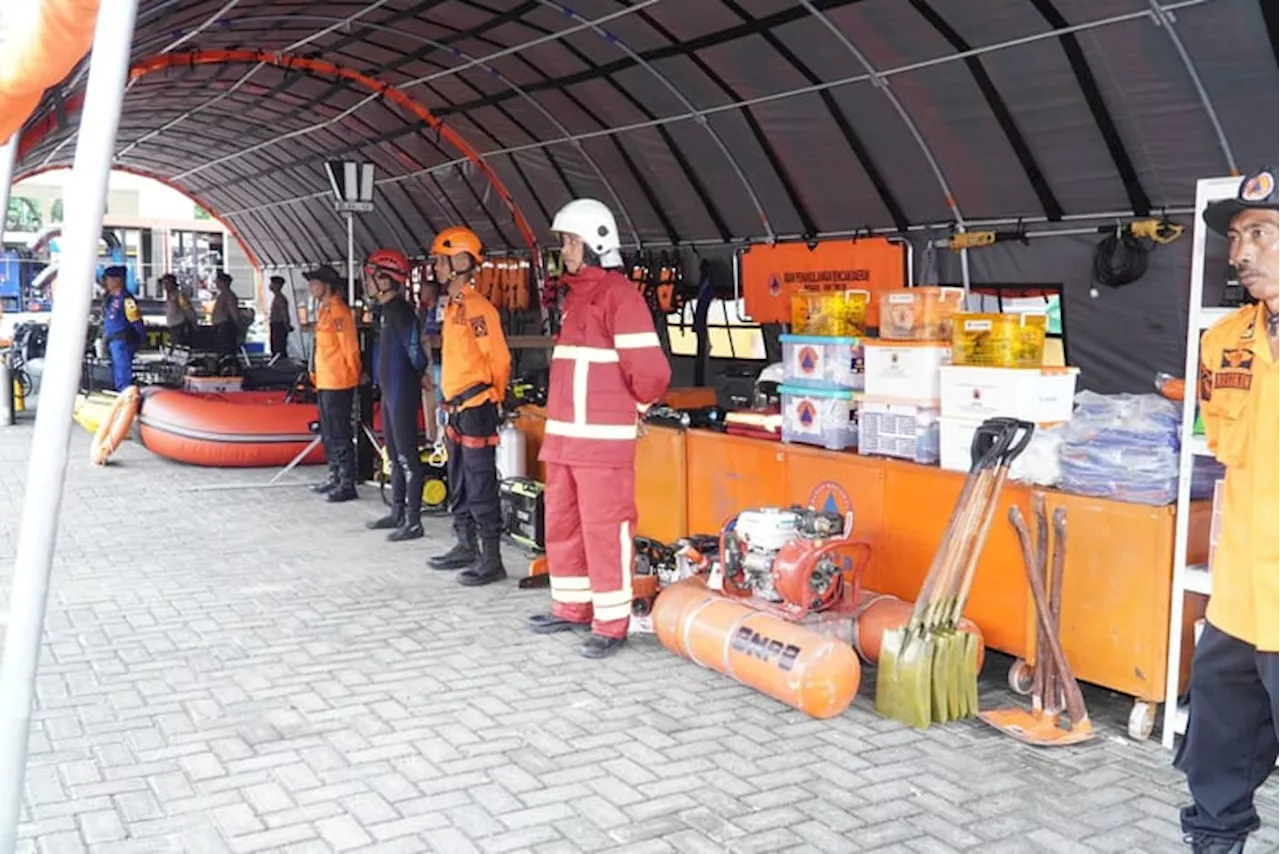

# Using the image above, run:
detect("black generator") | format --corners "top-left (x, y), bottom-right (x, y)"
top-left (500, 477), bottom-right (545, 551)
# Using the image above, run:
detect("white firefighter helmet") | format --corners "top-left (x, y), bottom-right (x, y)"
top-left (550, 198), bottom-right (623, 268)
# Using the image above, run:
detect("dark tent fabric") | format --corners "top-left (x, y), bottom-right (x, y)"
top-left (12, 0), bottom-right (1279, 391)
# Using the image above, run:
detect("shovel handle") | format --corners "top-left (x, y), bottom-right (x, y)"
top-left (1012, 505), bottom-right (1089, 727)
top-left (1048, 505), bottom-right (1069, 714)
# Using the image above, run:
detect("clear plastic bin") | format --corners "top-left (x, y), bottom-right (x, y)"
top-left (791, 289), bottom-right (870, 337)
top-left (780, 384), bottom-right (858, 450)
top-left (858, 397), bottom-right (940, 464)
top-left (951, 313), bottom-right (1048, 368)
top-left (780, 334), bottom-right (861, 390)
top-left (878, 287), bottom-right (966, 340)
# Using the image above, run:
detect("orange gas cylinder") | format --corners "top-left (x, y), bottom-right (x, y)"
top-left (851, 592), bottom-right (985, 671)
top-left (650, 578), bottom-right (861, 720)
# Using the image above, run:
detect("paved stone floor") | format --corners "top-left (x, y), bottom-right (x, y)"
top-left (0, 420), bottom-right (1276, 854)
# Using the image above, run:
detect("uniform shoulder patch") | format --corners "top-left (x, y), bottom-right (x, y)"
top-left (469, 315), bottom-right (489, 338)
top-left (1198, 362), bottom-right (1213, 402)
top-left (124, 298), bottom-right (141, 322)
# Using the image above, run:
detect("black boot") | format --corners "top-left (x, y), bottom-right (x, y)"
top-left (580, 634), bottom-right (627, 659)
top-left (458, 536), bottom-right (506, 586)
top-left (312, 464), bottom-right (339, 494)
top-left (366, 508), bottom-right (404, 531)
top-left (389, 515), bottom-right (424, 542)
top-left (428, 525), bottom-right (477, 570)
top-left (526, 613), bottom-right (591, 635)
top-left (327, 450), bottom-right (358, 503)
top-left (1187, 836), bottom-right (1245, 854)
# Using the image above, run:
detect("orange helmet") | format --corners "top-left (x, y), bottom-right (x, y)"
top-left (365, 248), bottom-right (410, 283)
top-left (429, 226), bottom-right (483, 260)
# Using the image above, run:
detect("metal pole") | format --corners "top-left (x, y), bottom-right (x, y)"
top-left (0, 1), bottom-right (140, 850)
top-left (346, 212), bottom-right (355, 306)
top-left (0, 140), bottom-right (16, 248)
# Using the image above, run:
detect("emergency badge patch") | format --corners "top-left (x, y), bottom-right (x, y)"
top-left (1198, 363), bottom-right (1213, 402)
top-left (124, 298), bottom-right (141, 323)
top-left (1241, 170), bottom-right (1276, 203)
top-left (470, 316), bottom-right (489, 338)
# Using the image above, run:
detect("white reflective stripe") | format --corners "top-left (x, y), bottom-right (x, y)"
top-left (552, 589), bottom-right (594, 604)
top-left (550, 575), bottom-right (591, 591)
top-left (552, 345), bottom-right (619, 363)
top-left (594, 602), bottom-right (632, 622)
top-left (594, 589), bottom-right (632, 609)
top-left (614, 332), bottom-right (660, 349)
top-left (544, 419), bottom-right (638, 440)
top-left (573, 360), bottom-right (590, 425)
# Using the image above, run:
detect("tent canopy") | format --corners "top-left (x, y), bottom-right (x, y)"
top-left (13, 0), bottom-right (1279, 268)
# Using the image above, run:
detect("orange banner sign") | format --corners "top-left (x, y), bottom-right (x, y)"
top-left (741, 238), bottom-right (908, 326)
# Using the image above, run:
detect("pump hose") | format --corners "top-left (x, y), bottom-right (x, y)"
top-left (1092, 229), bottom-right (1149, 288)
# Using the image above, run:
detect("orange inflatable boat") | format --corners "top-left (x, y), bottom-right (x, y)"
top-left (138, 389), bottom-right (324, 468)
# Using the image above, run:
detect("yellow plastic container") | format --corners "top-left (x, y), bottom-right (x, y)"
top-left (878, 286), bottom-right (966, 341)
top-left (951, 313), bottom-right (1048, 368)
top-left (790, 289), bottom-right (869, 337)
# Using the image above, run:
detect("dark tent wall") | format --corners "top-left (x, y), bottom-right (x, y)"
top-left (12, 0), bottom-right (1279, 391)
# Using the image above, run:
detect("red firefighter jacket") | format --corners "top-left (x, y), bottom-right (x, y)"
top-left (538, 266), bottom-right (672, 468)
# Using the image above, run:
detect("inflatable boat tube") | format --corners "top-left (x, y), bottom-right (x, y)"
top-left (90, 386), bottom-right (140, 466)
top-left (138, 389), bottom-right (324, 468)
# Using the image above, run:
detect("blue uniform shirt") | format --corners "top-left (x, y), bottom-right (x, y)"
top-left (103, 292), bottom-right (146, 348)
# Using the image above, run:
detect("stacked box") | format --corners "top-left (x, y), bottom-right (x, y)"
top-left (779, 385), bottom-right (859, 451)
top-left (858, 397), bottom-right (940, 464)
top-left (791, 289), bottom-right (869, 337)
top-left (780, 334), bottom-right (862, 391)
top-left (951, 313), bottom-right (1048, 368)
top-left (878, 286), bottom-right (966, 341)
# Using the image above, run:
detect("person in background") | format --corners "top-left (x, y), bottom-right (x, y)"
top-left (364, 249), bottom-right (428, 542)
top-left (210, 271), bottom-right (241, 359)
top-left (306, 265), bottom-right (362, 503)
top-left (268, 275), bottom-right (294, 360)
top-left (426, 227), bottom-right (511, 587)
top-left (162, 273), bottom-right (197, 348)
top-left (1177, 165), bottom-right (1279, 854)
top-left (525, 199), bottom-right (671, 658)
top-left (100, 266), bottom-right (145, 392)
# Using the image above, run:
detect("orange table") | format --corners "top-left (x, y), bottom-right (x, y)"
top-left (516, 417), bottom-right (1208, 732)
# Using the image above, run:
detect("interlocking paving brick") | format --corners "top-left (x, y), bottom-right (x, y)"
top-left (2, 424), bottom-right (1278, 854)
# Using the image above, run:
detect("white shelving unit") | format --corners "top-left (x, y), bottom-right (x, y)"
top-left (1159, 175), bottom-right (1241, 751)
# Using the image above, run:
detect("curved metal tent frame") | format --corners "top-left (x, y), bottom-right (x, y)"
top-left (11, 0), bottom-right (1278, 268)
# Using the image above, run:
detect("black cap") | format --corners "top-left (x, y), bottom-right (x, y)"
top-left (102, 265), bottom-right (126, 280)
top-left (303, 264), bottom-right (340, 285)
top-left (1203, 166), bottom-right (1279, 237)
top-left (269, 275), bottom-right (286, 286)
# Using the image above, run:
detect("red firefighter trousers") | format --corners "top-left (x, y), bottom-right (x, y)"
top-left (546, 462), bottom-right (636, 639)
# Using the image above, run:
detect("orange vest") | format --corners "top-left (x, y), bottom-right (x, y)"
top-left (313, 298), bottom-right (361, 390)
top-left (1199, 303), bottom-right (1278, 651)
top-left (440, 286), bottom-right (510, 410)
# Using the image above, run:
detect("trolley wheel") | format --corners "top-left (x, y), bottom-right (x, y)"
top-left (1128, 700), bottom-right (1156, 741)
top-left (1007, 659), bottom-right (1035, 696)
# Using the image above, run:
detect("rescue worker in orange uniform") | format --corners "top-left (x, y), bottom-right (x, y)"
top-left (1176, 166), bottom-right (1279, 854)
top-left (305, 264), bottom-right (362, 502)
top-left (426, 227), bottom-right (513, 587)
top-left (526, 199), bottom-right (672, 658)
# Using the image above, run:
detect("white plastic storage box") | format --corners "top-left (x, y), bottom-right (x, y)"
top-left (938, 365), bottom-right (1079, 423)
top-left (858, 396), bottom-right (940, 464)
top-left (863, 340), bottom-right (950, 402)
top-left (938, 416), bottom-right (1064, 486)
top-left (780, 333), bottom-right (860, 390)
top-left (779, 384), bottom-right (858, 451)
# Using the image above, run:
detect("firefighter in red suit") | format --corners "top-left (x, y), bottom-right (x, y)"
top-left (526, 199), bottom-right (672, 658)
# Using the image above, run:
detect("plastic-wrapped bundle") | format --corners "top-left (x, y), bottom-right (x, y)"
top-left (1059, 392), bottom-right (1182, 505)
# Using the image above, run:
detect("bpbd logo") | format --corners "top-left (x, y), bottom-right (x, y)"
top-left (798, 345), bottom-right (819, 375)
top-left (796, 400), bottom-right (817, 428)
top-left (808, 480), bottom-right (852, 517)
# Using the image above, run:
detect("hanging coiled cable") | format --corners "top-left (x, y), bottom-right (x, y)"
top-left (1092, 225), bottom-right (1149, 288)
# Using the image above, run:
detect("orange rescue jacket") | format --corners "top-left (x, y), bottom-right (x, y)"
top-left (1199, 302), bottom-right (1278, 651)
top-left (440, 285), bottom-right (511, 411)
top-left (313, 297), bottom-right (361, 390)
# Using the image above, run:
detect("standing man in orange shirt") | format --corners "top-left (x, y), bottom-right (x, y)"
top-left (1177, 166), bottom-right (1279, 854)
top-left (426, 227), bottom-right (512, 587)
top-left (306, 265), bottom-right (362, 503)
